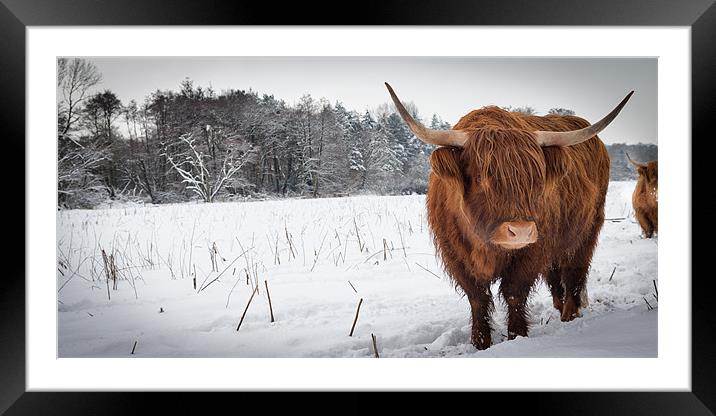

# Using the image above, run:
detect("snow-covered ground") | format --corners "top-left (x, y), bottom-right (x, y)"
top-left (57, 181), bottom-right (657, 357)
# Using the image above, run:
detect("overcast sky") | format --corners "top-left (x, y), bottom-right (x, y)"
top-left (77, 57), bottom-right (657, 145)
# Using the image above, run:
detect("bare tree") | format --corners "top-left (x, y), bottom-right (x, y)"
top-left (166, 129), bottom-right (252, 202)
top-left (57, 58), bottom-right (102, 138)
top-left (57, 58), bottom-right (107, 207)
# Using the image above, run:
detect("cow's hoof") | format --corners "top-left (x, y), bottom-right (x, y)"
top-left (560, 306), bottom-right (581, 321)
top-left (471, 333), bottom-right (491, 350)
top-left (560, 312), bottom-right (578, 322)
top-left (507, 331), bottom-right (527, 340)
top-left (560, 296), bottom-right (582, 322)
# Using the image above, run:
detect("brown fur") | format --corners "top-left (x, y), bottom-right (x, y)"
top-left (426, 106), bottom-right (610, 349)
top-left (631, 160), bottom-right (658, 238)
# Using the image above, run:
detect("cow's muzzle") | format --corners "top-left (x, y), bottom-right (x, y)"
top-left (491, 221), bottom-right (538, 250)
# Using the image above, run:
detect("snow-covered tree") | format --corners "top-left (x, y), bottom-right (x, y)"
top-left (313, 102), bottom-right (350, 196)
top-left (57, 137), bottom-right (110, 208)
top-left (548, 107), bottom-right (575, 116)
top-left (57, 58), bottom-right (105, 207)
top-left (82, 90), bottom-right (124, 197)
top-left (503, 105), bottom-right (537, 115)
top-left (57, 69), bottom-right (456, 208)
top-left (166, 128), bottom-right (252, 202)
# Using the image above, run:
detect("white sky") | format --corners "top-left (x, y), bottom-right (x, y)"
top-left (79, 57), bottom-right (657, 145)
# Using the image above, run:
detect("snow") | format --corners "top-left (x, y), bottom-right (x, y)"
top-left (57, 181), bottom-right (657, 357)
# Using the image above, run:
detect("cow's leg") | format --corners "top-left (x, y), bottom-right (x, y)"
top-left (635, 210), bottom-right (653, 238)
top-left (560, 267), bottom-right (587, 321)
top-left (560, 234), bottom-right (599, 322)
top-left (646, 210), bottom-right (657, 237)
top-left (643, 216), bottom-right (655, 238)
top-left (500, 272), bottom-right (538, 340)
top-left (463, 279), bottom-right (494, 350)
top-left (644, 225), bottom-right (654, 239)
top-left (545, 265), bottom-right (564, 312)
top-left (439, 248), bottom-right (494, 350)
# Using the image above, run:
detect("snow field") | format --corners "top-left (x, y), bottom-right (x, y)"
top-left (57, 181), bottom-right (657, 357)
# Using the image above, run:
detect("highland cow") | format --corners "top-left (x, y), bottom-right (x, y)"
top-left (386, 83), bottom-right (633, 350)
top-left (627, 154), bottom-right (658, 238)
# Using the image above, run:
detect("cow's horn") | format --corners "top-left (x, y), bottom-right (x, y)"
top-left (534, 91), bottom-right (634, 147)
top-left (625, 152), bottom-right (645, 168)
top-left (385, 82), bottom-right (469, 147)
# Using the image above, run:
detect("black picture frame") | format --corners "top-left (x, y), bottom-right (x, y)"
top-left (2, 0), bottom-right (711, 413)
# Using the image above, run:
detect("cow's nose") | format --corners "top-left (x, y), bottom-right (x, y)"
top-left (492, 221), bottom-right (538, 249)
top-left (507, 223), bottom-right (534, 239)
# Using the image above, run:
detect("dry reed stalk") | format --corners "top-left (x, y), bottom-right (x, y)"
top-left (225, 275), bottom-right (242, 308)
top-left (198, 247), bottom-right (253, 293)
top-left (110, 253), bottom-right (118, 290)
top-left (310, 233), bottom-right (328, 272)
top-left (236, 286), bottom-right (259, 332)
top-left (285, 224), bottom-right (296, 260)
top-left (341, 233), bottom-right (349, 264)
top-left (265, 280), bottom-right (275, 322)
top-left (209, 242), bottom-right (218, 272)
top-left (101, 249), bottom-right (112, 300)
top-left (349, 298), bottom-right (363, 337)
top-left (371, 333), bottom-right (379, 358)
top-left (353, 217), bottom-right (364, 253)
top-left (415, 262), bottom-right (441, 279)
top-left (187, 219), bottom-right (196, 279)
top-left (394, 215), bottom-right (407, 257)
top-left (402, 258), bottom-right (411, 272)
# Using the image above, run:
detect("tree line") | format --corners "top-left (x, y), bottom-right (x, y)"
top-left (57, 58), bottom-right (655, 209)
top-left (58, 58), bottom-right (450, 208)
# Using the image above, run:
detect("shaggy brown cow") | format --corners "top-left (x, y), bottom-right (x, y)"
top-left (385, 83), bottom-right (633, 350)
top-left (627, 154), bottom-right (658, 238)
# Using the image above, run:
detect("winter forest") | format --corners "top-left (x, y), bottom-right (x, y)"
top-left (57, 58), bottom-right (657, 209)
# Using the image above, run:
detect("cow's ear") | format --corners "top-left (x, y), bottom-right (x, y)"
top-left (430, 147), bottom-right (463, 180)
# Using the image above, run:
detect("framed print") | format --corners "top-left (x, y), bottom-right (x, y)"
top-left (3, 0), bottom-right (712, 413)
